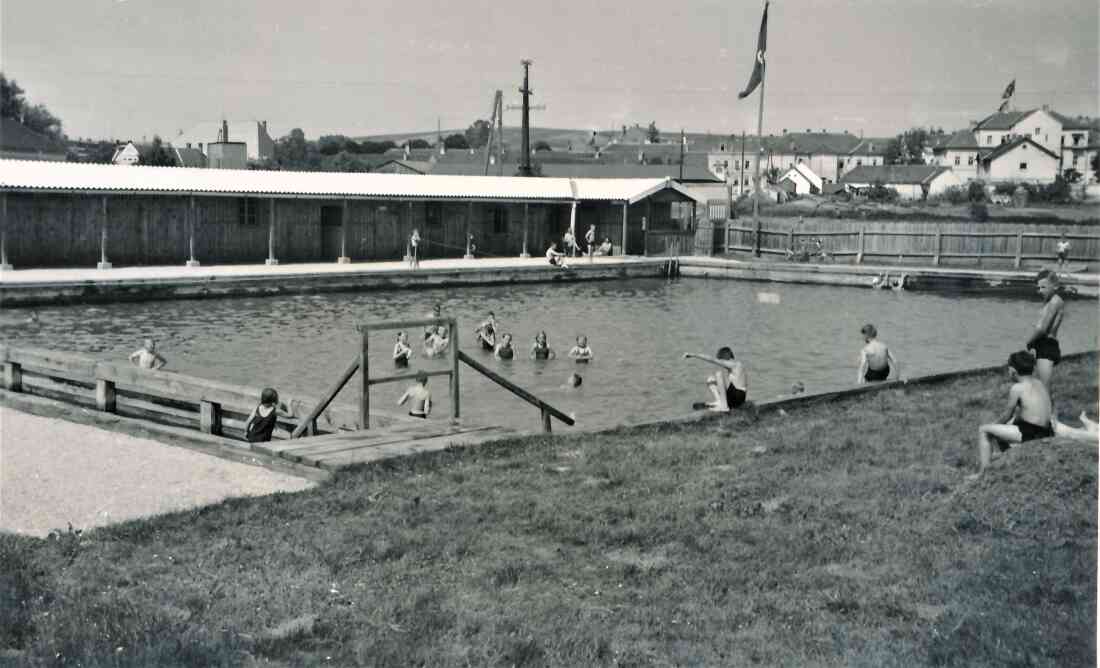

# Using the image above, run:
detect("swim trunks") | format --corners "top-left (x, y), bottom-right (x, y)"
top-left (575, 358), bottom-right (590, 364)
top-left (998, 418), bottom-right (1054, 450)
top-left (725, 383), bottom-right (747, 408)
top-left (409, 411), bottom-right (427, 419)
top-left (394, 355), bottom-right (409, 368)
top-left (497, 347), bottom-right (514, 360)
top-left (533, 347), bottom-right (550, 360)
top-left (1029, 336), bottom-right (1061, 365)
top-left (864, 364), bottom-right (890, 382)
top-left (480, 338), bottom-right (495, 351)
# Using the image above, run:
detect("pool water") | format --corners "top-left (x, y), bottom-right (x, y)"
top-left (2, 279), bottom-right (1095, 433)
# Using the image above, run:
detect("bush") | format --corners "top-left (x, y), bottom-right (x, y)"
top-left (969, 202), bottom-right (989, 222)
top-left (994, 182), bottom-right (1018, 196)
top-left (939, 185), bottom-right (969, 205)
top-left (967, 180), bottom-right (987, 203)
top-left (1037, 177), bottom-right (1071, 204)
top-left (867, 181), bottom-right (900, 203)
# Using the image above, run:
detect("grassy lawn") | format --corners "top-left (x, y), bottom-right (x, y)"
top-left (1, 356), bottom-right (1096, 667)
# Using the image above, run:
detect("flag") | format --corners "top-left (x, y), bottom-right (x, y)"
top-left (1001, 78), bottom-right (1015, 100)
top-left (738, 2), bottom-right (769, 100)
top-left (998, 98), bottom-right (1010, 113)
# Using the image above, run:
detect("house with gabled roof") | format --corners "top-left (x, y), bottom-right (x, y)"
top-left (0, 118), bottom-right (66, 161)
top-left (110, 141), bottom-right (141, 165)
top-left (840, 165), bottom-right (962, 200)
top-left (977, 136), bottom-right (1060, 183)
top-left (778, 162), bottom-right (823, 195)
top-left (926, 130), bottom-right (981, 181)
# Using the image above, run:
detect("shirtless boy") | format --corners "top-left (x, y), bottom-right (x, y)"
top-left (129, 338), bottom-right (167, 370)
top-left (475, 312), bottom-right (497, 351)
top-left (857, 324), bottom-right (899, 383)
top-left (683, 347), bottom-right (748, 411)
top-left (568, 335), bottom-right (593, 363)
top-left (397, 372), bottom-right (432, 419)
top-left (392, 331), bottom-right (413, 367)
top-left (1026, 269), bottom-right (1065, 389)
top-left (969, 351), bottom-right (1053, 479)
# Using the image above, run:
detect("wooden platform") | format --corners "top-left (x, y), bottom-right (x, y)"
top-left (251, 421), bottom-right (518, 471)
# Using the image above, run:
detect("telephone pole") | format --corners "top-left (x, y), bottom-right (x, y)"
top-left (518, 59), bottom-right (534, 177)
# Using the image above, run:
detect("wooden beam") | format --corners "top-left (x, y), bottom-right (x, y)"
top-left (621, 202), bottom-right (628, 257)
top-left (338, 198), bottom-right (351, 263)
top-left (366, 369), bottom-right (452, 387)
top-left (95, 378), bottom-right (116, 412)
top-left (521, 202), bottom-right (530, 257)
top-left (450, 319), bottom-right (460, 419)
top-left (291, 356), bottom-right (360, 439)
top-left (266, 197), bottom-right (278, 265)
top-left (0, 192), bottom-right (10, 270)
top-left (3, 361), bottom-right (22, 392)
top-left (96, 195), bottom-right (111, 269)
top-left (464, 202), bottom-right (474, 258)
top-left (199, 400), bottom-right (222, 435)
top-left (357, 317), bottom-right (453, 333)
top-left (456, 350), bottom-right (574, 426)
top-left (359, 329), bottom-right (370, 429)
top-left (186, 195), bottom-right (200, 267)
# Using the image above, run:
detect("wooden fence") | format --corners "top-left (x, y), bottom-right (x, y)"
top-left (721, 217), bottom-right (1099, 268)
top-left (645, 230), bottom-right (696, 257)
top-left (0, 344), bottom-right (339, 442)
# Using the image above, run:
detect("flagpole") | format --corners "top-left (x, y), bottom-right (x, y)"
top-left (752, 51), bottom-right (766, 257)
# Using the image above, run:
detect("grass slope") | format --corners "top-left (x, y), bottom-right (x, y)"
top-left (1, 356), bottom-right (1096, 666)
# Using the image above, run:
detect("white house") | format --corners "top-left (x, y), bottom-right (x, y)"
top-left (110, 141), bottom-right (141, 165)
top-left (973, 106), bottom-right (1098, 183)
top-left (778, 162), bottom-right (823, 195)
top-left (977, 136), bottom-right (1060, 184)
top-left (840, 165), bottom-right (962, 200)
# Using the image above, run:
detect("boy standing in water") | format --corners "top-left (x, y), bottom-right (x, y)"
top-left (495, 333), bottom-right (515, 360)
top-left (397, 372), bottom-right (432, 419)
top-left (857, 324), bottom-right (899, 383)
top-left (1026, 269), bottom-right (1065, 390)
top-left (568, 335), bottom-right (594, 363)
top-left (969, 351), bottom-right (1053, 480)
top-left (475, 312), bottom-right (497, 351)
top-left (129, 338), bottom-right (167, 370)
top-left (392, 331), bottom-right (413, 368)
top-left (683, 347), bottom-right (748, 411)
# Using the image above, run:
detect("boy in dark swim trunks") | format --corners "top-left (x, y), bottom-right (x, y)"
top-left (494, 333), bottom-right (515, 360)
top-left (474, 312), bottom-right (497, 351)
top-left (683, 347), bottom-right (748, 411)
top-left (969, 351), bottom-right (1053, 480)
top-left (1026, 269), bottom-right (1065, 390)
top-left (397, 372), bottom-right (432, 419)
top-left (857, 324), bottom-right (899, 384)
top-left (530, 331), bottom-right (556, 360)
top-left (392, 331), bottom-right (413, 368)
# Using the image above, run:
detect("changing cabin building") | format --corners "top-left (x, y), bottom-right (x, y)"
top-left (0, 159), bottom-right (698, 269)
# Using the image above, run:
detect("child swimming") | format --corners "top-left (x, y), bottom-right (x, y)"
top-left (475, 311), bottom-right (497, 351)
top-left (530, 331), bottom-right (556, 360)
top-left (568, 335), bottom-right (593, 363)
top-left (128, 338), bottom-right (167, 370)
top-left (392, 331), bottom-right (413, 368)
top-left (397, 372), bottom-right (432, 419)
top-left (494, 333), bottom-right (515, 360)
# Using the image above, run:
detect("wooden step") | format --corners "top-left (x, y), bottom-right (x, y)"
top-left (279, 425), bottom-right (501, 463)
top-left (314, 426), bottom-right (517, 470)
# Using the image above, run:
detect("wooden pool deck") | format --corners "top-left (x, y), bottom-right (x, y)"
top-left (0, 256), bottom-right (676, 306)
top-left (252, 420), bottom-right (519, 471)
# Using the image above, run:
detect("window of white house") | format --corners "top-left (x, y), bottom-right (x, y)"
top-left (856, 160), bottom-right (862, 166)
top-left (968, 156), bottom-right (975, 165)
top-left (744, 160), bottom-right (750, 168)
top-left (987, 136), bottom-right (992, 144)
top-left (954, 156), bottom-right (960, 165)
top-left (1035, 128), bottom-right (1040, 136)
top-left (1073, 155), bottom-right (1079, 166)
top-left (1019, 162), bottom-right (1028, 170)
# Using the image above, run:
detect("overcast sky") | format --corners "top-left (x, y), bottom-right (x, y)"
top-left (1, 0), bottom-right (1096, 142)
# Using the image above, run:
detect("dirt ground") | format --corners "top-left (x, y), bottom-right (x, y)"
top-left (0, 406), bottom-right (315, 538)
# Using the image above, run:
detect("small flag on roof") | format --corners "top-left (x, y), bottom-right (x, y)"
top-left (997, 78), bottom-right (1015, 112)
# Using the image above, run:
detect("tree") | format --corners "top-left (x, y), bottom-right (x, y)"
top-left (534, 140), bottom-right (552, 152)
top-left (358, 140), bottom-right (396, 154)
top-left (139, 135), bottom-right (177, 167)
top-left (1, 72), bottom-right (64, 139)
top-left (646, 121), bottom-right (660, 143)
top-left (444, 133), bottom-right (469, 150)
top-left (317, 135), bottom-right (346, 156)
top-left (888, 127), bottom-right (931, 165)
top-left (407, 138), bottom-right (431, 149)
top-left (465, 119), bottom-right (491, 149)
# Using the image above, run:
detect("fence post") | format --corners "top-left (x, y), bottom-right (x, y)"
top-left (856, 229), bottom-right (865, 264)
top-left (3, 361), bottom-right (22, 392)
top-left (450, 320), bottom-right (460, 420)
top-left (933, 230), bottom-right (942, 266)
top-left (95, 378), bottom-right (116, 413)
top-left (199, 400), bottom-right (222, 435)
top-left (788, 228), bottom-right (795, 254)
top-left (541, 407), bottom-right (552, 433)
top-left (1014, 232), bottom-right (1023, 269)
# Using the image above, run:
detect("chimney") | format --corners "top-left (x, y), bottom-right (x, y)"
top-left (261, 120), bottom-right (268, 131)
top-left (782, 128), bottom-right (787, 134)
top-left (1042, 104), bottom-right (1050, 111)
top-left (220, 119), bottom-right (229, 142)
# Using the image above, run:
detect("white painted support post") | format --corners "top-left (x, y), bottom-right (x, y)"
top-left (856, 229), bottom-right (865, 264)
top-left (199, 400), bottom-right (221, 435)
top-left (402, 202), bottom-right (413, 262)
top-left (95, 378), bottom-right (116, 413)
top-left (621, 202), bottom-right (628, 256)
top-left (1014, 232), bottom-right (1023, 269)
top-left (186, 195), bottom-right (200, 267)
top-left (450, 320), bottom-right (460, 420)
top-left (3, 361), bottom-right (22, 392)
top-left (0, 192), bottom-right (11, 271)
top-left (520, 202), bottom-right (530, 257)
top-left (464, 202), bottom-right (474, 259)
top-left (933, 230), bottom-right (942, 266)
top-left (338, 198), bottom-right (351, 263)
top-left (642, 216), bottom-right (648, 257)
top-left (97, 196), bottom-right (112, 269)
top-left (265, 197), bottom-right (278, 265)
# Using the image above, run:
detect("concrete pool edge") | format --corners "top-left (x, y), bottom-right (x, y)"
top-left (0, 257), bottom-right (676, 307)
top-left (677, 257), bottom-right (1100, 298)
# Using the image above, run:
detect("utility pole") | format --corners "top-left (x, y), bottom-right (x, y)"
top-left (518, 59), bottom-right (534, 177)
top-left (679, 129), bottom-right (685, 181)
top-left (739, 131), bottom-right (747, 197)
top-left (483, 91), bottom-right (504, 176)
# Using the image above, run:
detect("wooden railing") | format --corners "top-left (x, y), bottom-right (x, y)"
top-left (457, 351), bottom-right (574, 432)
top-left (723, 224), bottom-right (1100, 268)
top-left (0, 344), bottom-right (327, 441)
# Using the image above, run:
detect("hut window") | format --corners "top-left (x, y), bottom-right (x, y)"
top-left (1019, 162), bottom-right (1028, 171)
top-left (425, 203), bottom-right (443, 227)
top-left (492, 207), bottom-right (508, 235)
top-left (237, 198), bottom-right (258, 225)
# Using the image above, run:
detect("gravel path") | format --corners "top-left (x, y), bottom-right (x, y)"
top-left (0, 407), bottom-right (316, 538)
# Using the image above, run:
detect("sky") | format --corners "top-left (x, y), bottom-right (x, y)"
top-left (1, 0), bottom-right (1097, 142)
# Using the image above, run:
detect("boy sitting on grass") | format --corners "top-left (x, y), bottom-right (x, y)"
top-left (969, 351), bottom-right (1053, 480)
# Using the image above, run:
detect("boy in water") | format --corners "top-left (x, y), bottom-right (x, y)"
top-left (1026, 269), bottom-right (1065, 389)
top-left (595, 238), bottom-right (613, 256)
top-left (494, 333), bottom-right (515, 360)
top-left (683, 347), bottom-right (748, 411)
top-left (474, 311), bottom-right (497, 351)
top-left (129, 338), bottom-right (167, 370)
top-left (857, 324), bottom-right (899, 383)
top-left (245, 387), bottom-right (281, 443)
top-left (397, 372), bottom-right (432, 419)
top-left (392, 331), bottom-right (413, 368)
top-left (969, 351), bottom-right (1053, 480)
top-left (424, 304), bottom-right (444, 342)
top-left (568, 335), bottom-right (594, 363)
top-left (530, 331), bottom-right (556, 360)
top-left (424, 326), bottom-right (450, 357)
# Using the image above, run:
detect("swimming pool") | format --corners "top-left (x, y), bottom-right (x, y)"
top-left (2, 278), bottom-right (1095, 433)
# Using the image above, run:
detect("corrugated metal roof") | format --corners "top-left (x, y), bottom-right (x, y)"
top-left (0, 159), bottom-right (680, 203)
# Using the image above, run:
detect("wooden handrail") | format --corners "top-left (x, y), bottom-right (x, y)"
top-left (456, 350), bottom-right (575, 428)
top-left (290, 357), bottom-right (359, 439)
